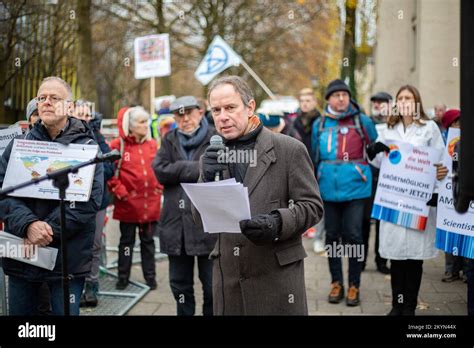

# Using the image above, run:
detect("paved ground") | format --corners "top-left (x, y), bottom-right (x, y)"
top-left (104, 219), bottom-right (468, 316)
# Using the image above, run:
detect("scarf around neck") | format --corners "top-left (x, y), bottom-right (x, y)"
top-left (177, 117), bottom-right (209, 160)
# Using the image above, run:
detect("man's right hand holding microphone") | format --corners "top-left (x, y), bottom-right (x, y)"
top-left (201, 136), bottom-right (228, 182)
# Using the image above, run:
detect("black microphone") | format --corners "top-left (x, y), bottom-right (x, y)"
top-left (95, 149), bottom-right (121, 163)
top-left (210, 135), bottom-right (224, 181)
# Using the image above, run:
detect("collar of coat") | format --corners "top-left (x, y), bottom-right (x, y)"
top-left (31, 116), bottom-right (94, 145)
top-left (240, 127), bottom-right (277, 197)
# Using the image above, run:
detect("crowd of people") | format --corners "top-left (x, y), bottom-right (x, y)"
top-left (0, 75), bottom-right (472, 317)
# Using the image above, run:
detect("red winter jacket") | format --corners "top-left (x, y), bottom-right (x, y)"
top-left (108, 107), bottom-right (163, 223)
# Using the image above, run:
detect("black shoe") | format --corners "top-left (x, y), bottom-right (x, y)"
top-left (146, 279), bottom-right (157, 290)
top-left (387, 306), bottom-right (403, 316)
top-left (376, 263), bottom-right (390, 275)
top-left (80, 281), bottom-right (98, 307)
top-left (442, 272), bottom-right (460, 283)
top-left (116, 278), bottom-right (129, 290)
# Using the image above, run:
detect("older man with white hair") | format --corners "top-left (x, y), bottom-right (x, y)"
top-left (153, 96), bottom-right (217, 316)
top-left (0, 76), bottom-right (104, 315)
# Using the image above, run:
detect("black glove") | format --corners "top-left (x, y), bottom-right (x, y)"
top-left (239, 211), bottom-right (282, 246)
top-left (366, 142), bottom-right (390, 161)
top-left (202, 144), bottom-right (228, 182)
top-left (426, 193), bottom-right (438, 207)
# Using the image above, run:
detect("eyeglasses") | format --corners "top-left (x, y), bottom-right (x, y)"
top-left (36, 95), bottom-right (68, 104)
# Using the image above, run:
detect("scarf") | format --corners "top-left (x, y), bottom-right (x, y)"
top-left (177, 117), bottom-right (209, 160)
top-left (325, 101), bottom-right (361, 120)
top-left (224, 114), bottom-right (263, 183)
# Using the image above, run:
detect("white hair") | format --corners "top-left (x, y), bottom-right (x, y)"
top-left (39, 76), bottom-right (73, 100)
top-left (128, 106), bottom-right (150, 129)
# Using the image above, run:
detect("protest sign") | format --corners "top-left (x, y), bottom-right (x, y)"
top-left (435, 128), bottom-right (474, 258)
top-left (0, 127), bottom-right (22, 156)
top-left (372, 140), bottom-right (441, 231)
top-left (2, 139), bottom-right (98, 201)
top-left (134, 34), bottom-right (171, 79)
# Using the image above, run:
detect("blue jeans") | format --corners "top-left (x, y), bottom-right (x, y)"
top-left (8, 276), bottom-right (85, 315)
top-left (324, 199), bottom-right (365, 288)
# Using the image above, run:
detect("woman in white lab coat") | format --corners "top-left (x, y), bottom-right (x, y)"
top-left (366, 85), bottom-right (445, 316)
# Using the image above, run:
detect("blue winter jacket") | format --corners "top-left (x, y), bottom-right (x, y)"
top-left (311, 101), bottom-right (377, 202)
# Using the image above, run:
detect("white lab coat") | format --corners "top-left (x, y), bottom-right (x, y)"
top-left (370, 120), bottom-right (445, 260)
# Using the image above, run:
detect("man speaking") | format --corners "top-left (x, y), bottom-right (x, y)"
top-left (197, 76), bottom-right (323, 315)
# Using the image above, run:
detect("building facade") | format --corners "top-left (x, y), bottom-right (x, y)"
top-left (373, 0), bottom-right (460, 111)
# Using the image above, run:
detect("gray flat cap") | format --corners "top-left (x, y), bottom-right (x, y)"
top-left (170, 96), bottom-right (199, 114)
top-left (370, 92), bottom-right (392, 102)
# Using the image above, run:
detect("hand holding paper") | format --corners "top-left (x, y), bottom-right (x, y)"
top-left (0, 231), bottom-right (58, 270)
top-left (26, 221), bottom-right (53, 247)
top-left (181, 179), bottom-right (251, 233)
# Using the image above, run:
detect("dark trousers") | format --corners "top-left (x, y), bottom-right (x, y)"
top-left (445, 253), bottom-right (466, 275)
top-left (9, 276), bottom-right (85, 316)
top-left (362, 178), bottom-right (388, 268)
top-left (362, 217), bottom-right (387, 266)
top-left (390, 259), bottom-right (423, 313)
top-left (118, 222), bottom-right (156, 282)
top-left (168, 254), bottom-right (213, 316)
top-left (466, 258), bottom-right (474, 316)
top-left (38, 282), bottom-right (52, 315)
top-left (324, 199), bottom-right (365, 287)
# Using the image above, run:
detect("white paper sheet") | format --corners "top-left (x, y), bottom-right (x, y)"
top-left (181, 180), bottom-right (251, 233)
top-left (0, 231), bottom-right (58, 270)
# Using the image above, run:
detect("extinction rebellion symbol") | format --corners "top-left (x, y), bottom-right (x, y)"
top-left (199, 44), bottom-right (229, 76)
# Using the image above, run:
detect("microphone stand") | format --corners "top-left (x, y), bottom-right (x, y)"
top-left (0, 151), bottom-right (119, 316)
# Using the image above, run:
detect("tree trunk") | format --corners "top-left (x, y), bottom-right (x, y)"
top-left (76, 0), bottom-right (98, 104)
top-left (156, 0), bottom-right (171, 95)
top-left (0, 60), bottom-right (6, 123)
top-left (341, 0), bottom-right (357, 100)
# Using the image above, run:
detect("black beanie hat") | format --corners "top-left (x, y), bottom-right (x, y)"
top-left (325, 79), bottom-right (351, 100)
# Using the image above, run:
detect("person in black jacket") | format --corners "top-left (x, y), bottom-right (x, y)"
top-left (291, 88), bottom-right (321, 160)
top-left (72, 101), bottom-right (114, 307)
top-left (0, 77), bottom-right (103, 315)
top-left (153, 96), bottom-right (217, 316)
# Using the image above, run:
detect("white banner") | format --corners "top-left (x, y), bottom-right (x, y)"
top-left (194, 35), bottom-right (241, 85)
top-left (436, 128), bottom-right (474, 237)
top-left (134, 34), bottom-right (171, 79)
top-left (2, 139), bottom-right (98, 201)
top-left (0, 127), bottom-right (22, 156)
top-left (372, 140), bottom-right (441, 230)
